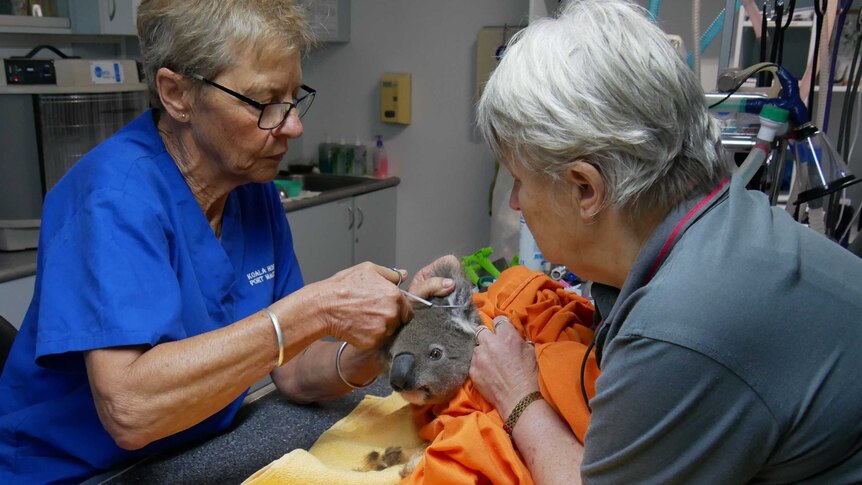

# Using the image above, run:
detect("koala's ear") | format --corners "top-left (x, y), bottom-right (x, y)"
top-left (440, 263), bottom-right (474, 308)
top-left (444, 281), bottom-right (470, 306)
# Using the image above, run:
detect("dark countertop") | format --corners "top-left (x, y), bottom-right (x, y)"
top-left (0, 177), bottom-right (399, 284)
top-left (93, 379), bottom-right (392, 484)
top-left (281, 176), bottom-right (399, 212)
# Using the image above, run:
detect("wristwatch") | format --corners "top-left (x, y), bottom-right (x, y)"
top-left (503, 391), bottom-right (544, 437)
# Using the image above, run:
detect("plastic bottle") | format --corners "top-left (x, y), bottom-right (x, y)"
top-left (518, 214), bottom-right (545, 271)
top-left (317, 134), bottom-right (333, 173)
top-left (353, 135), bottom-right (368, 175)
top-left (344, 138), bottom-right (356, 176)
top-left (335, 136), bottom-right (347, 174)
top-left (714, 111), bottom-right (737, 134)
top-left (372, 135), bottom-right (389, 178)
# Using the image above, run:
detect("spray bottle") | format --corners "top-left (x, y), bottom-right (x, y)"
top-left (372, 135), bottom-right (389, 178)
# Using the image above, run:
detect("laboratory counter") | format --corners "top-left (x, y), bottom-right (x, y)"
top-left (0, 176), bottom-right (399, 284)
top-left (88, 379), bottom-right (393, 484)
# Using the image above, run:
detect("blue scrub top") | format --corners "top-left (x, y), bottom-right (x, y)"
top-left (0, 110), bottom-right (304, 484)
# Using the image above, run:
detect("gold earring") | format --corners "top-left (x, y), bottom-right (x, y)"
top-left (180, 113), bottom-right (187, 120)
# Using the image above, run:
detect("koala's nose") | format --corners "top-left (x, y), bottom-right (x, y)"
top-left (389, 353), bottom-right (416, 392)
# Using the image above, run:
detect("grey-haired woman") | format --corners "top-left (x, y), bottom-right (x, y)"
top-left (470, 0), bottom-right (862, 483)
top-left (0, 2), bottom-right (452, 482)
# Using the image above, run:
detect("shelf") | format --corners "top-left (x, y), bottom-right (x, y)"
top-left (741, 20), bottom-right (814, 28)
top-left (0, 84), bottom-right (146, 95)
top-left (0, 14), bottom-right (71, 34)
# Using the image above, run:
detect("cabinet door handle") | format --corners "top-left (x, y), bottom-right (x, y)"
top-left (109, 0), bottom-right (117, 20)
top-left (356, 207), bottom-right (364, 229)
top-left (347, 206), bottom-right (354, 230)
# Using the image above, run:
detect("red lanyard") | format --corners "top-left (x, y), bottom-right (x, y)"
top-left (645, 177), bottom-right (730, 284)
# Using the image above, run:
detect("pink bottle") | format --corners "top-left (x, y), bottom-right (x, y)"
top-left (372, 135), bottom-right (389, 178)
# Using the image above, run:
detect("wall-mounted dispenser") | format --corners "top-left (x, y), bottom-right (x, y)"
top-left (380, 72), bottom-right (411, 125)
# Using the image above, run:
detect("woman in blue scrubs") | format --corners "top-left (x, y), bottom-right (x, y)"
top-left (0, 1), bottom-right (453, 483)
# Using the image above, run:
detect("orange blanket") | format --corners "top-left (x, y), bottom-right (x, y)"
top-left (401, 266), bottom-right (600, 485)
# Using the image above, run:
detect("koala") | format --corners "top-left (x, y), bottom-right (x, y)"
top-left (382, 259), bottom-right (481, 406)
top-left (364, 260), bottom-right (481, 477)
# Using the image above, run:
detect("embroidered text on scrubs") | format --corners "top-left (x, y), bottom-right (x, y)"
top-left (246, 264), bottom-right (276, 286)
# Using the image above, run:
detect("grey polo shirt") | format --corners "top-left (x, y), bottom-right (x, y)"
top-left (581, 174), bottom-right (862, 483)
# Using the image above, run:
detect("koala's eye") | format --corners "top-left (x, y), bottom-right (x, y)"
top-left (429, 348), bottom-right (443, 360)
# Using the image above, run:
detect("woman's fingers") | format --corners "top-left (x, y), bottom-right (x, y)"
top-left (318, 262), bottom-right (413, 349)
top-left (470, 315), bottom-right (540, 415)
top-left (406, 255), bottom-right (459, 298)
top-left (407, 276), bottom-right (455, 300)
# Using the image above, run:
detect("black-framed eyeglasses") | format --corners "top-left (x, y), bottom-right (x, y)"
top-left (190, 73), bottom-right (316, 130)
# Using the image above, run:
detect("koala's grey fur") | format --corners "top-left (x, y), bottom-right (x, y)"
top-left (382, 259), bottom-right (482, 406)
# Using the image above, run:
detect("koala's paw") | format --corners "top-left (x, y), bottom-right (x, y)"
top-left (359, 446), bottom-right (407, 472)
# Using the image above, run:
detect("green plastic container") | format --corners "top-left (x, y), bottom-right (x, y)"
top-left (274, 179), bottom-right (303, 198)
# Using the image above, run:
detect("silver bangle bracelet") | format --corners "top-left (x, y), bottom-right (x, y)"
top-left (335, 341), bottom-right (376, 389)
top-left (264, 308), bottom-right (284, 367)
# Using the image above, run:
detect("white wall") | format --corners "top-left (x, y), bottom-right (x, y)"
top-left (297, 0), bottom-right (528, 272)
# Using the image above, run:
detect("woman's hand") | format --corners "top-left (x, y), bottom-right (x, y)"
top-left (302, 262), bottom-right (412, 349)
top-left (470, 316), bottom-right (540, 418)
top-left (406, 254), bottom-right (458, 300)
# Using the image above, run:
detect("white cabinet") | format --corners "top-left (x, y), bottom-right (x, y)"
top-left (353, 189), bottom-right (397, 268)
top-left (288, 187), bottom-right (397, 284)
top-left (288, 198), bottom-right (354, 284)
top-left (69, 0), bottom-right (139, 36)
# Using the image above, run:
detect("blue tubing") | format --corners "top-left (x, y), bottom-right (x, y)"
top-left (647, 0), bottom-right (661, 21)
top-left (744, 67), bottom-right (811, 126)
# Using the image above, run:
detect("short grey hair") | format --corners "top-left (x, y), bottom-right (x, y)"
top-left (477, 0), bottom-right (729, 217)
top-left (137, 0), bottom-right (316, 109)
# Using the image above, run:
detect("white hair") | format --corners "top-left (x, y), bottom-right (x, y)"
top-left (477, 0), bottom-right (730, 217)
top-left (137, 0), bottom-right (316, 110)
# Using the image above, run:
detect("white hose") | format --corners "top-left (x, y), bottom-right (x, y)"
top-left (692, 0), bottom-right (701, 83)
top-left (809, 207), bottom-right (827, 234)
top-left (737, 144), bottom-right (769, 185)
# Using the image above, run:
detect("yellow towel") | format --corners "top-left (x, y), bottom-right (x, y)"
top-left (243, 392), bottom-right (426, 485)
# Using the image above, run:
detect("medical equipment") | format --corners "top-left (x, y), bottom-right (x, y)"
top-left (399, 286), bottom-right (470, 310)
top-left (807, 1), bottom-right (828, 110)
top-left (712, 61), bottom-right (862, 242)
top-left (0, 46), bottom-right (147, 229)
top-left (822, 0), bottom-right (854, 132)
top-left (461, 247), bottom-right (507, 286)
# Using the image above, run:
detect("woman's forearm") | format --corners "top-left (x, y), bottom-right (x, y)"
top-left (272, 340), bottom-right (383, 403)
top-left (86, 302), bottom-right (324, 450)
top-left (511, 400), bottom-right (585, 485)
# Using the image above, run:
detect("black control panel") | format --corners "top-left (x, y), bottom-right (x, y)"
top-left (4, 59), bottom-right (56, 85)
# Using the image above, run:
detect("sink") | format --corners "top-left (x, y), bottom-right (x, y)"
top-left (280, 174), bottom-right (371, 192)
